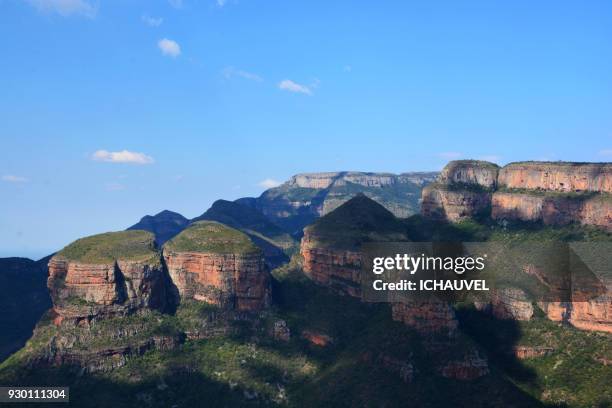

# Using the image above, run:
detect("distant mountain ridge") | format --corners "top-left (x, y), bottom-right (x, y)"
top-left (236, 171), bottom-right (438, 236)
top-left (127, 210), bottom-right (189, 245)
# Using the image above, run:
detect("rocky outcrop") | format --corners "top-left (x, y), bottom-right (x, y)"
top-left (391, 301), bottom-right (459, 337)
top-left (301, 330), bottom-right (333, 346)
top-left (421, 184), bottom-right (492, 222)
top-left (491, 192), bottom-right (611, 230)
top-left (300, 195), bottom-right (407, 297)
top-left (47, 231), bottom-right (168, 325)
top-left (438, 350), bottom-right (489, 380)
top-left (163, 221), bottom-right (270, 312)
top-left (439, 160), bottom-right (500, 189)
top-left (498, 162), bottom-right (612, 193)
top-left (512, 346), bottom-right (554, 359)
top-left (423, 160), bottom-right (612, 231)
top-left (300, 242), bottom-right (362, 298)
top-left (475, 288), bottom-right (534, 321)
top-left (238, 171), bottom-right (438, 235)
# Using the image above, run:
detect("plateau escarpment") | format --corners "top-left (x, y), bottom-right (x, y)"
top-left (238, 171), bottom-right (438, 235)
top-left (164, 221), bottom-right (270, 312)
top-left (422, 160), bottom-right (612, 333)
top-left (423, 160), bottom-right (612, 230)
top-left (47, 231), bottom-right (169, 325)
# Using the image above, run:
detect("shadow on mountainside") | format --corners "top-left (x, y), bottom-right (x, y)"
top-left (0, 256), bottom-right (52, 364)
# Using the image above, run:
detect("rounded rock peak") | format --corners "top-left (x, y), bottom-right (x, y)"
top-left (439, 160), bottom-right (500, 189)
top-left (55, 230), bottom-right (159, 264)
top-left (163, 221), bottom-right (260, 254)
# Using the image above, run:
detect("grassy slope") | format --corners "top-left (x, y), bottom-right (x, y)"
top-left (56, 230), bottom-right (159, 264)
top-left (164, 221), bottom-right (260, 255)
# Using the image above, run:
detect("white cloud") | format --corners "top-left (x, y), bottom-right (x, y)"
top-left (168, 0), bottom-right (183, 8)
top-left (478, 155), bottom-right (502, 163)
top-left (598, 149), bottom-right (612, 156)
top-left (158, 38), bottom-right (181, 57)
top-left (142, 15), bottom-right (163, 27)
top-left (26, 0), bottom-right (97, 18)
top-left (223, 66), bottom-right (262, 82)
top-left (437, 152), bottom-right (462, 159)
top-left (105, 182), bottom-right (126, 191)
top-left (278, 79), bottom-right (312, 95)
top-left (2, 175), bottom-right (28, 183)
top-left (92, 150), bottom-right (154, 165)
top-left (258, 178), bottom-right (281, 189)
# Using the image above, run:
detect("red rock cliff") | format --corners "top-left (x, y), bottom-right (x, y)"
top-left (498, 162), bottom-right (612, 193)
top-left (47, 231), bottom-right (167, 325)
top-left (164, 251), bottom-right (269, 312)
top-left (162, 221), bottom-right (270, 312)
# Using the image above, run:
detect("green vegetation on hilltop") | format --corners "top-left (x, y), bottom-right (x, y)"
top-left (164, 221), bottom-right (260, 255)
top-left (56, 230), bottom-right (159, 264)
top-left (305, 194), bottom-right (409, 249)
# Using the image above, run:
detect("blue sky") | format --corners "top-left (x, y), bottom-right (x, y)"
top-left (1, 0), bottom-right (611, 258)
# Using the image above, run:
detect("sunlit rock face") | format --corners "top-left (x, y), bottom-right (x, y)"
top-left (47, 230), bottom-right (168, 326)
top-left (497, 162), bottom-right (612, 193)
top-left (163, 221), bottom-right (270, 312)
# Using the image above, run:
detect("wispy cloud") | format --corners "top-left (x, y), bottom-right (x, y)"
top-left (92, 150), bottom-right (154, 165)
top-left (478, 155), bottom-right (502, 163)
top-left (105, 182), bottom-right (126, 191)
top-left (26, 0), bottom-right (97, 18)
top-left (2, 175), bottom-right (29, 183)
top-left (598, 149), bottom-right (612, 156)
top-left (278, 79), bottom-right (312, 95)
top-left (158, 38), bottom-right (181, 57)
top-left (142, 15), bottom-right (163, 27)
top-left (222, 66), bottom-right (262, 82)
top-left (437, 152), bottom-right (462, 159)
top-left (216, 0), bottom-right (227, 6)
top-left (258, 178), bottom-right (281, 189)
top-left (168, 0), bottom-right (183, 9)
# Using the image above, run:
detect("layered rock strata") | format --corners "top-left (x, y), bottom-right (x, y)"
top-left (163, 221), bottom-right (270, 312)
top-left (423, 160), bottom-right (612, 230)
top-left (47, 231), bottom-right (168, 325)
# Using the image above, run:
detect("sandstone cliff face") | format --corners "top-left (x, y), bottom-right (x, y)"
top-left (498, 162), bottom-right (612, 193)
top-left (391, 301), bottom-right (459, 337)
top-left (423, 160), bottom-right (612, 231)
top-left (421, 185), bottom-right (492, 222)
top-left (475, 288), bottom-right (534, 321)
top-left (164, 251), bottom-right (269, 312)
top-left (439, 160), bottom-right (499, 189)
top-left (491, 192), bottom-right (612, 230)
top-left (163, 221), bottom-right (270, 312)
top-left (300, 234), bottom-right (362, 298)
top-left (47, 231), bottom-right (168, 325)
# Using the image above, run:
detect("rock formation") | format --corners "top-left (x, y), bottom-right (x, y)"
top-left (192, 199), bottom-right (296, 268)
top-left (163, 221), bottom-right (270, 312)
top-left (300, 195), bottom-right (462, 337)
top-left (300, 194), bottom-right (408, 298)
top-left (238, 171), bottom-right (438, 235)
top-left (422, 160), bottom-right (612, 230)
top-left (497, 162), bottom-right (612, 193)
top-left (47, 230), bottom-right (169, 325)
